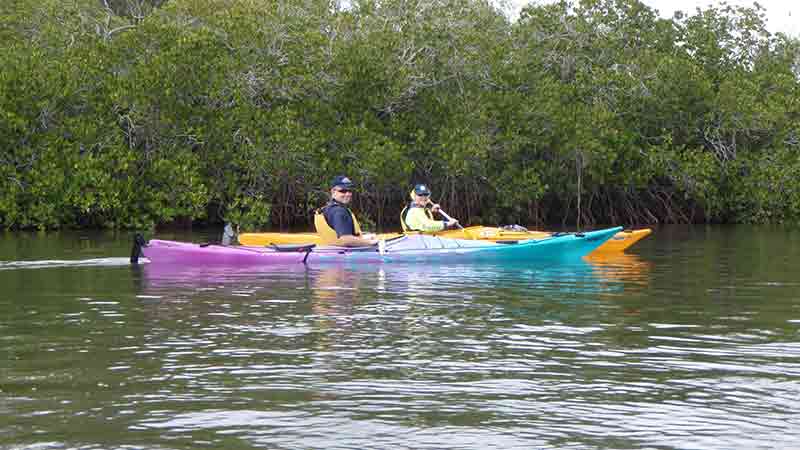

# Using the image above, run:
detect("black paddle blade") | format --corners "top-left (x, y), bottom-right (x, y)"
top-left (130, 233), bottom-right (146, 264)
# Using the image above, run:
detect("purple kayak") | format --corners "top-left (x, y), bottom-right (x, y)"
top-left (135, 227), bottom-right (623, 266)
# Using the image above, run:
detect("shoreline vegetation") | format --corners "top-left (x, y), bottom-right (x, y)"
top-left (2, 0), bottom-right (798, 231)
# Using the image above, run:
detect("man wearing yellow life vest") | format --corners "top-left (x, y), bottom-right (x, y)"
top-left (314, 176), bottom-right (379, 247)
top-left (400, 184), bottom-right (460, 232)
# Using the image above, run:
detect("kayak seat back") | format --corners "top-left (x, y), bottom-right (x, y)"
top-left (314, 210), bottom-right (339, 244)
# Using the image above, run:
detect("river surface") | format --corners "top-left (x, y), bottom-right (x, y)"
top-left (1, 226), bottom-right (799, 450)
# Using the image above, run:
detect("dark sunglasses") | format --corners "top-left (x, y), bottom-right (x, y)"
top-left (334, 188), bottom-right (352, 194)
top-left (417, 193), bottom-right (430, 197)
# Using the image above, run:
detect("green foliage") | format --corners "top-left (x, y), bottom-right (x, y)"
top-left (1, 0), bottom-right (798, 230)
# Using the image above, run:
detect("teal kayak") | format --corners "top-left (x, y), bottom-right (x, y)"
top-left (136, 227), bottom-right (623, 266)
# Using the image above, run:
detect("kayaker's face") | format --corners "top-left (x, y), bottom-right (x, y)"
top-left (414, 193), bottom-right (430, 206)
top-left (332, 187), bottom-right (353, 204)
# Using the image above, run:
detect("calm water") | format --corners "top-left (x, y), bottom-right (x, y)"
top-left (1, 226), bottom-right (799, 450)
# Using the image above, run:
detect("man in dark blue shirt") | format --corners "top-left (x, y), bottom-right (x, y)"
top-left (316, 176), bottom-right (378, 247)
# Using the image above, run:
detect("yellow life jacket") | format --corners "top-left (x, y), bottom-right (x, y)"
top-left (400, 203), bottom-right (435, 232)
top-left (314, 202), bottom-right (362, 245)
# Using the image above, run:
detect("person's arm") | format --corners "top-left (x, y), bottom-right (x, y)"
top-left (329, 209), bottom-right (377, 247)
top-left (335, 235), bottom-right (378, 247)
top-left (430, 204), bottom-right (459, 228)
top-left (406, 208), bottom-right (446, 232)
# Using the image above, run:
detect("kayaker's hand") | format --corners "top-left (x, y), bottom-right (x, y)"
top-left (447, 219), bottom-right (459, 228)
top-left (430, 203), bottom-right (441, 213)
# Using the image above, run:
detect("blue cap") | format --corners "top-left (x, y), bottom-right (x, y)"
top-left (414, 184), bottom-right (431, 195)
top-left (331, 175), bottom-right (354, 189)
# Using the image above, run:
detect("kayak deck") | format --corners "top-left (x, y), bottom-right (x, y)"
top-left (238, 227), bottom-right (652, 253)
top-left (590, 228), bottom-right (652, 253)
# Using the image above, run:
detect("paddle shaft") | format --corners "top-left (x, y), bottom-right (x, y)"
top-left (418, 197), bottom-right (464, 230)
top-left (423, 198), bottom-right (463, 229)
top-left (436, 208), bottom-right (463, 229)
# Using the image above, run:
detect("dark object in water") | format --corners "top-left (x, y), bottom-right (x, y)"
top-left (130, 233), bottom-right (146, 264)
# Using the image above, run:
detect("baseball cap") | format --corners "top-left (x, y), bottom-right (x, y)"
top-left (413, 184), bottom-right (431, 196)
top-left (331, 175), bottom-right (354, 190)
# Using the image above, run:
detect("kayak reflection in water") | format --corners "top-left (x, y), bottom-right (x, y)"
top-left (135, 257), bottom-right (651, 303)
top-left (132, 256), bottom-right (652, 349)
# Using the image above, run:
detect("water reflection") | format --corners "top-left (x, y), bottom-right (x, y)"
top-left (585, 253), bottom-right (653, 285)
top-left (137, 255), bottom-right (653, 298)
top-left (112, 253), bottom-right (800, 450)
top-left (7, 227), bottom-right (800, 449)
top-left (131, 259), bottom-right (655, 377)
top-left (131, 258), bottom-right (654, 345)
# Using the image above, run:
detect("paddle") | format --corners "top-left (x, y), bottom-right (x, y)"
top-left (421, 197), bottom-right (461, 229)
top-left (436, 208), bottom-right (463, 230)
top-left (425, 200), bottom-right (475, 239)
